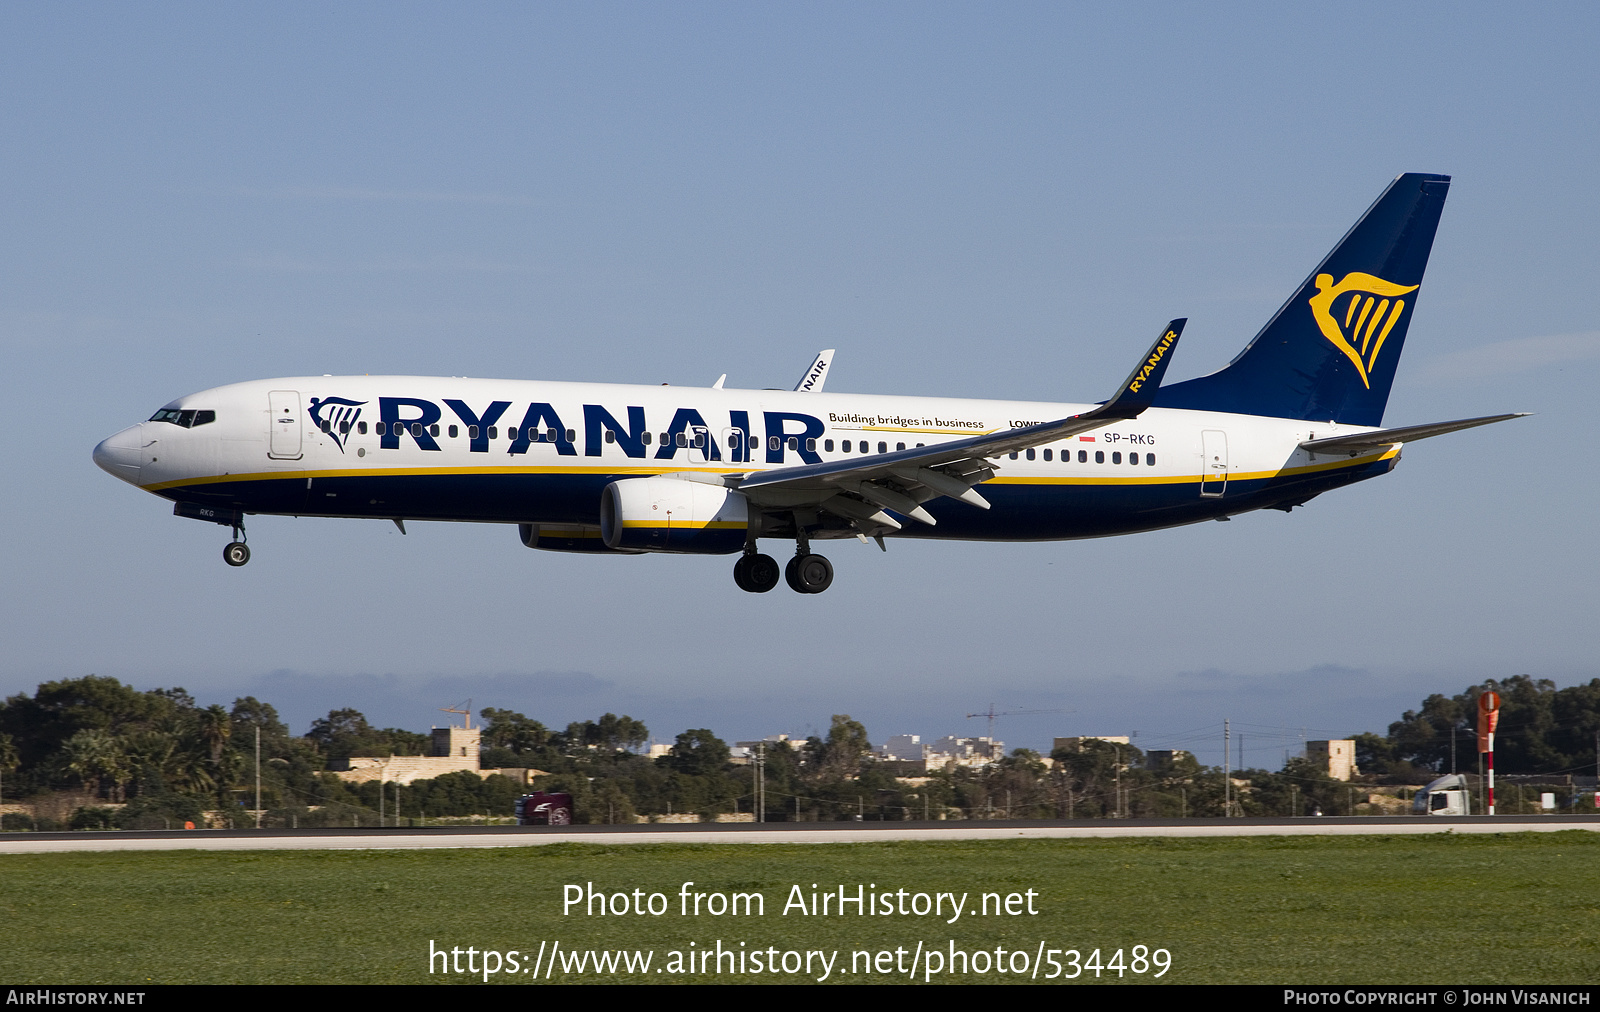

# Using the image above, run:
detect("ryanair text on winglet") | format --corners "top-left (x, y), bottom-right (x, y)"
top-left (1126, 329), bottom-right (1179, 394)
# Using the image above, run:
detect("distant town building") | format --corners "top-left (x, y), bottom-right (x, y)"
top-left (874, 734), bottom-right (932, 762)
top-left (867, 735), bottom-right (1005, 773)
top-left (330, 715), bottom-right (541, 786)
top-left (1144, 749), bottom-right (1193, 771)
top-left (431, 726), bottom-right (480, 760)
top-left (1306, 740), bottom-right (1359, 781)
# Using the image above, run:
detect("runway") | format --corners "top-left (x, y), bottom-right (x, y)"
top-left (1, 815), bottom-right (1596, 854)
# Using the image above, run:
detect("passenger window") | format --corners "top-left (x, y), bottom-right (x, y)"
top-left (661, 432), bottom-right (671, 446)
top-left (642, 431), bottom-right (653, 445)
top-left (487, 426), bottom-right (498, 440)
top-left (694, 432), bottom-right (705, 448)
top-left (841, 440), bottom-right (852, 453)
top-left (1095, 451), bottom-right (1104, 463)
top-left (787, 437), bottom-right (798, 451)
top-left (1077, 449), bottom-right (1086, 463)
top-left (566, 429), bottom-right (575, 442)
top-left (340, 421), bottom-right (351, 435)
top-left (468, 425), bottom-right (479, 439)
top-left (729, 434), bottom-right (740, 449)
top-left (1146, 453), bottom-right (1155, 466)
top-left (1043, 449), bottom-right (1052, 461)
top-left (676, 432), bottom-right (688, 447)
top-left (1025, 448), bottom-right (1035, 460)
top-left (824, 439), bottom-right (834, 452)
top-left (319, 419), bottom-right (331, 433)
top-left (806, 438), bottom-right (817, 452)
top-left (448, 424), bottom-right (458, 438)
top-left (878, 441), bottom-right (887, 454)
top-left (896, 442), bottom-right (905, 451)
top-left (408, 423), bottom-right (420, 437)
top-left (1112, 451), bottom-right (1121, 464)
top-left (1009, 452), bottom-right (1018, 460)
top-left (429, 424), bottom-right (440, 437)
top-left (768, 436), bottom-right (780, 451)
top-left (605, 430), bottom-right (616, 444)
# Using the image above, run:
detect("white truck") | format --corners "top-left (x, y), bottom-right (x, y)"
top-left (1412, 773), bottom-right (1472, 816)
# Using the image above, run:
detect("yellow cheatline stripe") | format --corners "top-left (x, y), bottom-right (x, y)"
top-left (620, 520), bottom-right (746, 530)
top-left (145, 448), bottom-right (1395, 494)
top-left (987, 448), bottom-right (1397, 487)
top-left (856, 426), bottom-right (998, 435)
top-left (141, 463), bottom-right (752, 492)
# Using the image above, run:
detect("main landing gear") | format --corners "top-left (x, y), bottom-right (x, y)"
top-left (733, 552), bottom-right (780, 593)
top-left (785, 553), bottom-right (833, 594)
top-left (222, 523), bottom-right (250, 567)
top-left (733, 529), bottom-right (834, 594)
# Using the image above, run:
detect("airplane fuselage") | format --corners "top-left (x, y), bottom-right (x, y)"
top-left (95, 375), bottom-right (1396, 543)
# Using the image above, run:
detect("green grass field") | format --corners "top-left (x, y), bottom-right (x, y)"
top-left (2, 832), bottom-right (1595, 984)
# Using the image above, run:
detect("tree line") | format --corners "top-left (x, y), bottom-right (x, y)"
top-left (1, 673), bottom-right (1596, 829)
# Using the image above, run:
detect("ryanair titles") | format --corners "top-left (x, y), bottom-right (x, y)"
top-left (319, 395), bottom-right (845, 465)
top-left (1126, 328), bottom-right (1179, 394)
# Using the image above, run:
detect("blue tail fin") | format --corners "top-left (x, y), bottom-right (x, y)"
top-left (1154, 172), bottom-right (1450, 426)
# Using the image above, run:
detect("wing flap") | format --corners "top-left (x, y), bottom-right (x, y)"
top-left (738, 320), bottom-right (1186, 525)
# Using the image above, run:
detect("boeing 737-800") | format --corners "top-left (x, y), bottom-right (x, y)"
top-left (94, 173), bottom-right (1522, 593)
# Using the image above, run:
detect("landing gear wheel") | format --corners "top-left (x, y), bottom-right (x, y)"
top-left (785, 553), bottom-right (833, 594)
top-left (223, 542), bottom-right (251, 567)
top-left (735, 553), bottom-right (780, 593)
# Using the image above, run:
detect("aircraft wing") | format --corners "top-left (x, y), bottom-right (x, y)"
top-left (1299, 413), bottom-right (1528, 455)
top-left (735, 321), bottom-right (1186, 531)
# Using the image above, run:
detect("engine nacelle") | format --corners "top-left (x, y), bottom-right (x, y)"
top-left (600, 477), bottom-right (749, 555)
top-left (519, 523), bottom-right (643, 554)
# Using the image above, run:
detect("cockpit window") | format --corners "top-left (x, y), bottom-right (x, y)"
top-left (149, 408), bottom-right (216, 428)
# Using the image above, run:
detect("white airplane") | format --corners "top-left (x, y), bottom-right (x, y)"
top-left (95, 173), bottom-right (1522, 594)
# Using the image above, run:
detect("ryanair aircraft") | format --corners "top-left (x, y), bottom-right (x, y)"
top-left (94, 173), bottom-right (1521, 594)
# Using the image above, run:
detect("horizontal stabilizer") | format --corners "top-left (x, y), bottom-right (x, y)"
top-left (1300, 413), bottom-right (1528, 454)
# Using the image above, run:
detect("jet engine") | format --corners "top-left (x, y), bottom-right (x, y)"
top-left (519, 523), bottom-right (643, 554)
top-left (599, 477), bottom-right (749, 554)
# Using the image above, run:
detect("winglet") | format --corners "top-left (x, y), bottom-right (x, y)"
top-left (794, 350), bottom-right (834, 392)
top-left (1094, 319), bottom-right (1186, 420)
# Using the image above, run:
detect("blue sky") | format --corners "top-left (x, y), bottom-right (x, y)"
top-left (4, 5), bottom-right (1597, 766)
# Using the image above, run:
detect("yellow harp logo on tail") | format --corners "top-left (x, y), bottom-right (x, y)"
top-left (1308, 272), bottom-right (1419, 388)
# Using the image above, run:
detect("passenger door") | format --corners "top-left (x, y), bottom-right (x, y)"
top-left (268, 390), bottom-right (303, 460)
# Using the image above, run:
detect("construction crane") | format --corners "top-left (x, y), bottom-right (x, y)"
top-left (439, 699), bottom-right (473, 729)
top-left (965, 704), bottom-right (1070, 743)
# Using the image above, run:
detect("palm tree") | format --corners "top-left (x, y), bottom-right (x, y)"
top-left (58, 730), bottom-right (130, 801)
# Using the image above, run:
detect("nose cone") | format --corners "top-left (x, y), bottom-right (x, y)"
top-left (93, 424), bottom-right (145, 485)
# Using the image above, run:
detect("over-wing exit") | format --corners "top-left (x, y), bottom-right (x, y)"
top-left (94, 173), bottom-right (1524, 594)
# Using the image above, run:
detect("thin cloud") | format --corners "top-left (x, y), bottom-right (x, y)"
top-left (1416, 331), bottom-right (1600, 384)
top-left (240, 254), bottom-right (542, 274)
top-left (235, 185), bottom-right (541, 207)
